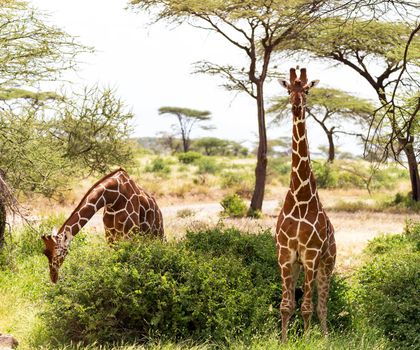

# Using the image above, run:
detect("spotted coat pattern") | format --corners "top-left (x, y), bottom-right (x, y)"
top-left (42, 168), bottom-right (164, 283)
top-left (276, 68), bottom-right (336, 341)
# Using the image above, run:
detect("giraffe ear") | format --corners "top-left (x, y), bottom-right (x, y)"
top-left (51, 227), bottom-right (58, 236)
top-left (278, 79), bottom-right (290, 90)
top-left (308, 80), bottom-right (319, 88)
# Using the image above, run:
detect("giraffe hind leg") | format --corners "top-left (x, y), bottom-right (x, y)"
top-left (316, 258), bottom-right (334, 335)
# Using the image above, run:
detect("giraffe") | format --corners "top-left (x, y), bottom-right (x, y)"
top-left (41, 168), bottom-right (164, 283)
top-left (276, 67), bottom-right (336, 341)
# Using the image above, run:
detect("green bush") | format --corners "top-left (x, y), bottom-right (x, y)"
top-left (312, 161), bottom-right (338, 188)
top-left (220, 194), bottom-right (248, 218)
top-left (355, 221), bottom-right (420, 348)
top-left (195, 157), bottom-right (220, 175)
top-left (185, 227), bottom-right (352, 331)
top-left (41, 227), bottom-right (352, 346)
top-left (220, 170), bottom-right (254, 196)
top-left (177, 151), bottom-right (202, 164)
top-left (267, 158), bottom-right (290, 185)
top-left (42, 237), bottom-right (275, 345)
top-left (145, 157), bottom-right (171, 174)
top-left (386, 192), bottom-right (420, 211)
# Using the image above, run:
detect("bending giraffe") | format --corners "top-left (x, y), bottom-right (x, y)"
top-left (42, 168), bottom-right (164, 283)
top-left (276, 67), bottom-right (336, 341)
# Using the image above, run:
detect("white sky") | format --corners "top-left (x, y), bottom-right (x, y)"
top-left (30, 0), bottom-right (378, 154)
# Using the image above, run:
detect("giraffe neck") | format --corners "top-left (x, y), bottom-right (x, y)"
top-left (57, 177), bottom-right (120, 245)
top-left (289, 105), bottom-right (318, 199)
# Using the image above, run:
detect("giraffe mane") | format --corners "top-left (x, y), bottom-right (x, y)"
top-left (56, 167), bottom-right (128, 234)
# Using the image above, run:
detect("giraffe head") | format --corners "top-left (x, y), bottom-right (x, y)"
top-left (41, 228), bottom-right (69, 283)
top-left (278, 67), bottom-right (319, 108)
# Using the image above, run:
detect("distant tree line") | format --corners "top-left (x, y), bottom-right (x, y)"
top-left (137, 136), bottom-right (249, 157)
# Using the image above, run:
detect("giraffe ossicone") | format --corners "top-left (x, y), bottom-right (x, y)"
top-left (41, 168), bottom-right (164, 283)
top-left (276, 67), bottom-right (336, 342)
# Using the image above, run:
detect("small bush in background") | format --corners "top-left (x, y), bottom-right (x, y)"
top-left (176, 208), bottom-right (195, 218)
top-left (386, 192), bottom-right (420, 212)
top-left (177, 151), bottom-right (202, 164)
top-left (220, 170), bottom-right (254, 197)
top-left (312, 161), bottom-right (338, 188)
top-left (220, 194), bottom-right (248, 218)
top-left (195, 157), bottom-right (220, 175)
top-left (267, 158), bottom-right (290, 185)
top-left (145, 157), bottom-right (171, 174)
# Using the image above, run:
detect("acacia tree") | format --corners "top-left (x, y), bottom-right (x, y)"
top-left (0, 1), bottom-right (86, 92)
top-left (270, 88), bottom-right (375, 162)
top-left (130, 0), bottom-right (330, 215)
top-left (281, 17), bottom-right (420, 200)
top-left (0, 87), bottom-right (134, 198)
top-left (158, 107), bottom-right (212, 152)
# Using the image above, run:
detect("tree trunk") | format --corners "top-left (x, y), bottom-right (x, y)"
top-left (401, 139), bottom-right (420, 201)
top-left (0, 198), bottom-right (5, 250)
top-left (327, 131), bottom-right (335, 163)
top-left (249, 82), bottom-right (267, 215)
top-left (181, 134), bottom-right (189, 152)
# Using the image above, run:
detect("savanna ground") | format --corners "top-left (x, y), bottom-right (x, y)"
top-left (1, 154), bottom-right (419, 350)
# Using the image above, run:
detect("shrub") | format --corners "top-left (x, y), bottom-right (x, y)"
top-left (177, 151), bottom-right (202, 164)
top-left (220, 171), bottom-right (254, 197)
top-left (42, 237), bottom-right (276, 345)
top-left (267, 158), bottom-right (290, 185)
top-left (145, 157), bottom-right (171, 174)
top-left (185, 227), bottom-right (352, 331)
top-left (355, 221), bottom-right (420, 348)
top-left (220, 194), bottom-right (248, 218)
top-left (195, 157), bottom-right (220, 175)
top-left (312, 161), bottom-right (338, 188)
top-left (42, 228), bottom-right (352, 346)
top-left (176, 208), bottom-right (195, 218)
top-left (385, 192), bottom-right (420, 212)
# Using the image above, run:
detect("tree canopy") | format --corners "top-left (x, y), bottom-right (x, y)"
top-left (270, 87), bottom-right (375, 162)
top-left (0, 87), bottom-right (134, 197)
top-left (0, 1), bottom-right (87, 88)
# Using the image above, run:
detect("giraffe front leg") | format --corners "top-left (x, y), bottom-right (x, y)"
top-left (301, 254), bottom-right (320, 333)
top-left (280, 262), bottom-right (300, 342)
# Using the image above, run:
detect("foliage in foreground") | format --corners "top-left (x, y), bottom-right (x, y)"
top-left (41, 227), bottom-right (351, 346)
top-left (355, 221), bottom-right (420, 349)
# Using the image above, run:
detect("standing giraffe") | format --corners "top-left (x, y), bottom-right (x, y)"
top-left (42, 168), bottom-right (164, 283)
top-left (276, 67), bottom-right (336, 341)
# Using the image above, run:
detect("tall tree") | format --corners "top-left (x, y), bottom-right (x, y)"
top-left (158, 107), bottom-right (212, 152)
top-left (280, 17), bottom-right (420, 200)
top-left (270, 88), bottom-right (375, 162)
top-left (130, 0), bottom-right (329, 215)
